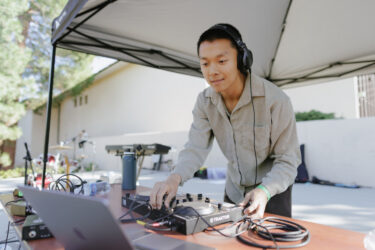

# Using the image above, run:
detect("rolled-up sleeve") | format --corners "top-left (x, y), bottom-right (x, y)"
top-left (261, 98), bottom-right (301, 197)
top-left (172, 93), bottom-right (214, 185)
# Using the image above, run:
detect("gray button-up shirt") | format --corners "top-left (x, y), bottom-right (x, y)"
top-left (173, 73), bottom-right (301, 204)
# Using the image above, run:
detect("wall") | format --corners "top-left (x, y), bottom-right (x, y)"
top-left (55, 117), bottom-right (375, 188)
top-left (15, 63), bottom-right (206, 166)
top-left (284, 77), bottom-right (358, 119)
top-left (14, 108), bottom-right (59, 166)
top-left (78, 131), bottom-right (227, 173)
top-left (296, 117), bottom-right (375, 187)
top-left (58, 63), bottom-right (206, 140)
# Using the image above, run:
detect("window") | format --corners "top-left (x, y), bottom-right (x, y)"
top-left (85, 95), bottom-right (88, 104)
top-left (358, 74), bottom-right (375, 117)
top-left (79, 96), bottom-right (83, 106)
top-left (74, 97), bottom-right (77, 107)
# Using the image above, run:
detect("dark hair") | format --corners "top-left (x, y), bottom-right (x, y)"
top-left (197, 23), bottom-right (243, 55)
top-left (197, 23), bottom-right (248, 75)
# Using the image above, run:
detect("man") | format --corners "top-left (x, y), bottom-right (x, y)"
top-left (150, 24), bottom-right (301, 219)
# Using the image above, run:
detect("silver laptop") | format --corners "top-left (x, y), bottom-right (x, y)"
top-left (19, 186), bottom-right (215, 250)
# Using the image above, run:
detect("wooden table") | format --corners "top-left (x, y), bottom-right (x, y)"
top-left (1, 184), bottom-right (366, 250)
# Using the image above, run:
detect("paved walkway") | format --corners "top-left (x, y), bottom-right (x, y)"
top-left (1, 170), bottom-right (374, 248)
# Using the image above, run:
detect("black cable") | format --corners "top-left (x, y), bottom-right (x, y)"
top-left (3, 221), bottom-right (10, 249)
top-left (5, 198), bottom-right (25, 207)
top-left (119, 198), bottom-right (153, 223)
top-left (144, 220), bottom-right (173, 231)
top-left (236, 217), bottom-right (310, 249)
top-left (49, 173), bottom-right (85, 194)
top-left (247, 69), bottom-right (258, 190)
top-left (0, 239), bottom-right (19, 245)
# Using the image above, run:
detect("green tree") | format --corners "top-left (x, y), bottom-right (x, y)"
top-left (0, 0), bottom-right (30, 167)
top-left (20, 0), bottom-right (94, 102)
top-left (0, 1), bottom-right (94, 168)
top-left (295, 110), bottom-right (336, 122)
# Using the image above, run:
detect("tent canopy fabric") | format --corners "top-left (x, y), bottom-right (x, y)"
top-left (52, 0), bottom-right (375, 87)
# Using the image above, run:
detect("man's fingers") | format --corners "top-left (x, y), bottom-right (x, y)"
top-left (149, 183), bottom-right (161, 208)
top-left (239, 192), bottom-right (252, 207)
top-left (164, 192), bottom-right (176, 209)
top-left (244, 200), bottom-right (258, 215)
top-left (156, 186), bottom-right (168, 209)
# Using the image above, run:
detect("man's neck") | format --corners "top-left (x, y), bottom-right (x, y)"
top-left (221, 73), bottom-right (246, 112)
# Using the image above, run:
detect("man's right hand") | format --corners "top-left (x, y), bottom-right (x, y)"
top-left (150, 173), bottom-right (181, 210)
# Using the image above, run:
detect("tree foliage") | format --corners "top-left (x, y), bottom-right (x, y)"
top-left (295, 110), bottom-right (337, 122)
top-left (0, 0), bottom-right (29, 167)
top-left (0, 0), bottom-right (94, 167)
top-left (21, 0), bottom-right (94, 102)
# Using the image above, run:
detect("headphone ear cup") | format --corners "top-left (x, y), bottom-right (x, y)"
top-left (246, 48), bottom-right (253, 69)
top-left (237, 49), bottom-right (253, 74)
top-left (237, 50), bottom-right (245, 73)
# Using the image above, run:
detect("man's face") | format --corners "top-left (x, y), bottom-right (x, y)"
top-left (199, 39), bottom-right (242, 93)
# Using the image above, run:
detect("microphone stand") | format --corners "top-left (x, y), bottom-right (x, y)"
top-left (23, 143), bottom-right (34, 185)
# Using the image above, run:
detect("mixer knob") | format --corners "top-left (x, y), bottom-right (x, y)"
top-left (182, 198), bottom-right (187, 203)
top-left (186, 193), bottom-right (191, 199)
top-left (218, 203), bottom-right (222, 210)
top-left (197, 194), bottom-right (203, 200)
top-left (176, 200), bottom-right (180, 205)
top-left (205, 197), bottom-right (210, 203)
top-left (188, 197), bottom-right (193, 202)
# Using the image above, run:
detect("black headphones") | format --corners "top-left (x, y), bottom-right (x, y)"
top-left (208, 24), bottom-right (253, 74)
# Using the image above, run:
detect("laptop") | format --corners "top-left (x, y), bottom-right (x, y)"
top-left (19, 186), bottom-right (214, 250)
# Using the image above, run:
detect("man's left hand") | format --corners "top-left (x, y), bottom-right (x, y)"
top-left (239, 188), bottom-right (268, 219)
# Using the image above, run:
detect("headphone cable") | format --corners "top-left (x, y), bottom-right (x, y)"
top-left (248, 68), bottom-right (258, 190)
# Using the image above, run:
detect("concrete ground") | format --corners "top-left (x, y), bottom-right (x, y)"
top-left (1, 169), bottom-right (374, 249)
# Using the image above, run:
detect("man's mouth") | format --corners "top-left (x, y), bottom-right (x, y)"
top-left (211, 79), bottom-right (224, 85)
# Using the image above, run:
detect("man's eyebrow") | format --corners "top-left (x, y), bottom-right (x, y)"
top-left (199, 52), bottom-right (229, 60)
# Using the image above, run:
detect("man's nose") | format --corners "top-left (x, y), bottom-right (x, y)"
top-left (207, 63), bottom-right (219, 76)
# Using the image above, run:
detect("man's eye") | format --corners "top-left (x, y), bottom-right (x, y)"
top-left (219, 60), bottom-right (227, 64)
top-left (201, 62), bottom-right (208, 66)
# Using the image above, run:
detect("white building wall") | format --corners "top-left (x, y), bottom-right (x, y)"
top-left (58, 63), bottom-right (206, 141)
top-left (15, 63), bottom-right (206, 165)
top-left (14, 108), bottom-right (59, 166)
top-left (79, 131), bottom-right (227, 173)
top-left (284, 77), bottom-right (357, 119)
top-left (296, 117), bottom-right (375, 187)
top-left (14, 111), bottom-right (33, 166)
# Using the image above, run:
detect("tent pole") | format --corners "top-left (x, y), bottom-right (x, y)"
top-left (42, 44), bottom-right (57, 189)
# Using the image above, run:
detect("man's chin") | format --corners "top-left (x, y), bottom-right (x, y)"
top-left (210, 85), bottom-right (223, 93)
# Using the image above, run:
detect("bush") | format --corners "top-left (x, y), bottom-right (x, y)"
top-left (295, 110), bottom-right (337, 122)
top-left (0, 167), bottom-right (25, 179)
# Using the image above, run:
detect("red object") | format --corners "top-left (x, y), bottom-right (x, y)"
top-left (34, 174), bottom-right (52, 189)
top-left (48, 155), bottom-right (55, 163)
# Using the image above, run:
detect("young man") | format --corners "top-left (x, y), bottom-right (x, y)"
top-left (150, 24), bottom-right (301, 219)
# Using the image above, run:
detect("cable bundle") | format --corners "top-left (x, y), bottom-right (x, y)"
top-left (236, 217), bottom-right (310, 249)
top-left (48, 174), bottom-right (86, 194)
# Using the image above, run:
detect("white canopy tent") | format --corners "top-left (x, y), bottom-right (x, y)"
top-left (41, 0), bottom-right (375, 186)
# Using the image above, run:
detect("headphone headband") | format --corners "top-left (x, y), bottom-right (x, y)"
top-left (208, 24), bottom-right (253, 72)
